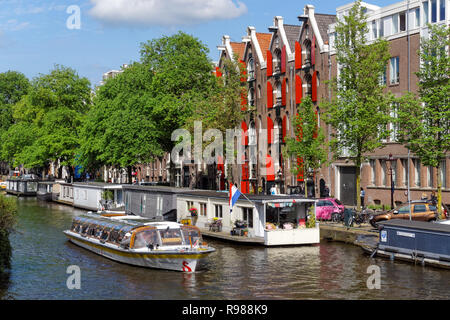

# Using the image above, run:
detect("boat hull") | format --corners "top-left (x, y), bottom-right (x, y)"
top-left (64, 231), bottom-right (214, 272)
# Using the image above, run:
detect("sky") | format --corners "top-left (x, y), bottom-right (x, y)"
top-left (0, 0), bottom-right (399, 88)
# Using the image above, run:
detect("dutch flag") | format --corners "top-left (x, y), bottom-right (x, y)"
top-left (229, 184), bottom-right (242, 214)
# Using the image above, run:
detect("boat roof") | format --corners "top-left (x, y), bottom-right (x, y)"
top-left (379, 219), bottom-right (450, 234)
top-left (74, 213), bottom-right (183, 230)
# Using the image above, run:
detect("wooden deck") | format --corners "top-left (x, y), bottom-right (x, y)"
top-left (199, 228), bottom-right (265, 245)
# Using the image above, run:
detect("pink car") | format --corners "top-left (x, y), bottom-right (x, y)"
top-left (315, 198), bottom-right (345, 220)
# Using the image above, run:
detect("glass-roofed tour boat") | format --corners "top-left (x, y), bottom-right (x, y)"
top-left (64, 213), bottom-right (216, 272)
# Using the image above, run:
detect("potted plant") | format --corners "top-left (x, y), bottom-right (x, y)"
top-left (189, 207), bottom-right (198, 226)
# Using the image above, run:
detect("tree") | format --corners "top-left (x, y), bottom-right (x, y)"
top-left (1, 65), bottom-right (91, 175)
top-left (396, 24), bottom-right (450, 217)
top-left (0, 194), bottom-right (17, 273)
top-left (322, 1), bottom-right (392, 208)
top-left (285, 96), bottom-right (328, 197)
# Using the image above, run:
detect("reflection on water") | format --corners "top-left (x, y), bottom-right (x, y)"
top-left (1, 196), bottom-right (449, 300)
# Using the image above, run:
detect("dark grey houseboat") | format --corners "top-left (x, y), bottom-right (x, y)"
top-left (365, 219), bottom-right (450, 269)
top-left (6, 178), bottom-right (39, 197)
top-left (37, 181), bottom-right (54, 201)
top-left (123, 185), bottom-right (188, 221)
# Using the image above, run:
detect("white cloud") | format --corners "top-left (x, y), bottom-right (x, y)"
top-left (88, 0), bottom-right (248, 27)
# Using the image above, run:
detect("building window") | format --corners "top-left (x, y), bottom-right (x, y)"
top-left (431, 0), bottom-right (437, 22)
top-left (372, 20), bottom-right (378, 39)
top-left (414, 159), bottom-right (421, 187)
top-left (423, 1), bottom-right (429, 24)
top-left (390, 103), bottom-right (398, 142)
top-left (200, 203), bottom-right (207, 216)
top-left (440, 160), bottom-right (447, 188)
top-left (370, 159), bottom-right (376, 185)
top-left (215, 204), bottom-right (223, 218)
top-left (399, 12), bottom-right (406, 31)
top-left (390, 57), bottom-right (400, 85)
top-left (427, 166), bottom-right (434, 187)
top-left (381, 160), bottom-right (387, 186)
top-left (379, 18), bottom-right (385, 37)
top-left (402, 159), bottom-right (408, 187)
top-left (392, 13), bottom-right (399, 33)
top-left (379, 66), bottom-right (387, 85)
top-left (242, 207), bottom-right (253, 228)
top-left (440, 0), bottom-right (446, 20)
top-left (187, 201), bottom-right (194, 211)
top-left (415, 7), bottom-right (420, 27)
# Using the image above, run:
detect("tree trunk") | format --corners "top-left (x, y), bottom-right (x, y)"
top-left (356, 161), bottom-right (361, 211)
top-left (127, 166), bottom-right (132, 184)
top-left (437, 164), bottom-right (443, 218)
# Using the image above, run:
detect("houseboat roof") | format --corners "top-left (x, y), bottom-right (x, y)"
top-left (177, 189), bottom-right (317, 203)
top-left (122, 185), bottom-right (191, 193)
top-left (72, 182), bottom-right (123, 189)
top-left (379, 219), bottom-right (450, 234)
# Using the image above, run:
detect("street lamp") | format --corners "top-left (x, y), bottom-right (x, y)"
top-left (386, 154), bottom-right (396, 210)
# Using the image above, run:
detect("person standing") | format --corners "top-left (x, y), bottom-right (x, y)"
top-left (360, 187), bottom-right (365, 208)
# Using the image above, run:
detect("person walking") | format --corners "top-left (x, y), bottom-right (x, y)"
top-left (360, 187), bottom-right (365, 209)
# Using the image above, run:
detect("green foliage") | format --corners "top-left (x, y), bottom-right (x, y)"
top-left (0, 194), bottom-right (17, 273)
top-left (306, 206), bottom-right (316, 228)
top-left (102, 189), bottom-right (114, 201)
top-left (0, 71), bottom-right (30, 148)
top-left (1, 65), bottom-right (91, 170)
top-left (285, 96), bottom-right (328, 186)
top-left (396, 24), bottom-right (450, 168)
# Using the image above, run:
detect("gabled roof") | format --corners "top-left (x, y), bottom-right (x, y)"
top-left (314, 13), bottom-right (336, 43)
top-left (283, 24), bottom-right (302, 53)
top-left (255, 32), bottom-right (272, 61)
top-left (230, 42), bottom-right (246, 61)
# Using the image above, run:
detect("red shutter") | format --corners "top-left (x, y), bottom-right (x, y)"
top-left (295, 75), bottom-right (302, 105)
top-left (282, 115), bottom-right (287, 143)
top-left (296, 157), bottom-right (304, 182)
top-left (215, 67), bottom-right (222, 77)
top-left (267, 51), bottom-right (273, 77)
top-left (267, 81), bottom-right (273, 109)
top-left (241, 89), bottom-right (247, 111)
top-left (312, 71), bottom-right (317, 102)
top-left (267, 117), bottom-right (274, 144)
top-left (281, 78), bottom-right (286, 106)
top-left (239, 59), bottom-right (247, 82)
top-left (241, 121), bottom-right (248, 146)
top-left (281, 45), bottom-right (286, 74)
top-left (266, 154), bottom-right (275, 182)
top-left (295, 42), bottom-right (302, 70)
top-left (311, 35), bottom-right (316, 66)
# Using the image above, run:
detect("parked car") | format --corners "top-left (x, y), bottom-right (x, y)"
top-left (315, 198), bottom-right (345, 220)
top-left (369, 201), bottom-right (439, 228)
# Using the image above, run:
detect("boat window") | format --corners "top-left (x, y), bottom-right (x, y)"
top-left (181, 226), bottom-right (202, 246)
top-left (132, 229), bottom-right (159, 249)
top-left (100, 227), bottom-right (111, 241)
top-left (159, 228), bottom-right (183, 246)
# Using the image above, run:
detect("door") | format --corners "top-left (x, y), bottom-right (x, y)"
top-left (340, 166), bottom-right (357, 206)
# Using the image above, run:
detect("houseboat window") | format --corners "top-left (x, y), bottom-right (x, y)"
top-left (159, 228), bottom-right (183, 246)
top-left (181, 226), bottom-right (202, 245)
top-left (200, 203), bottom-right (207, 216)
top-left (242, 207), bottom-right (253, 228)
top-left (132, 229), bottom-right (159, 249)
top-left (214, 204), bottom-right (223, 218)
top-left (266, 203), bottom-right (304, 229)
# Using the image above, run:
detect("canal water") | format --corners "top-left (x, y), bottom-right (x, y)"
top-left (0, 196), bottom-right (449, 300)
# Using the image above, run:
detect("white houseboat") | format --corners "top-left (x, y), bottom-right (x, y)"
top-left (54, 182), bottom-right (74, 206)
top-left (64, 213), bottom-right (215, 272)
top-left (177, 190), bottom-right (319, 246)
top-left (72, 182), bottom-right (124, 212)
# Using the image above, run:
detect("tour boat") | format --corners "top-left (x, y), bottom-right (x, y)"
top-left (63, 213), bottom-right (216, 272)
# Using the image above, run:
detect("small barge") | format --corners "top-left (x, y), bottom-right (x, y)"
top-left (64, 213), bottom-right (215, 272)
top-left (362, 219), bottom-right (450, 269)
top-left (6, 178), bottom-right (38, 197)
